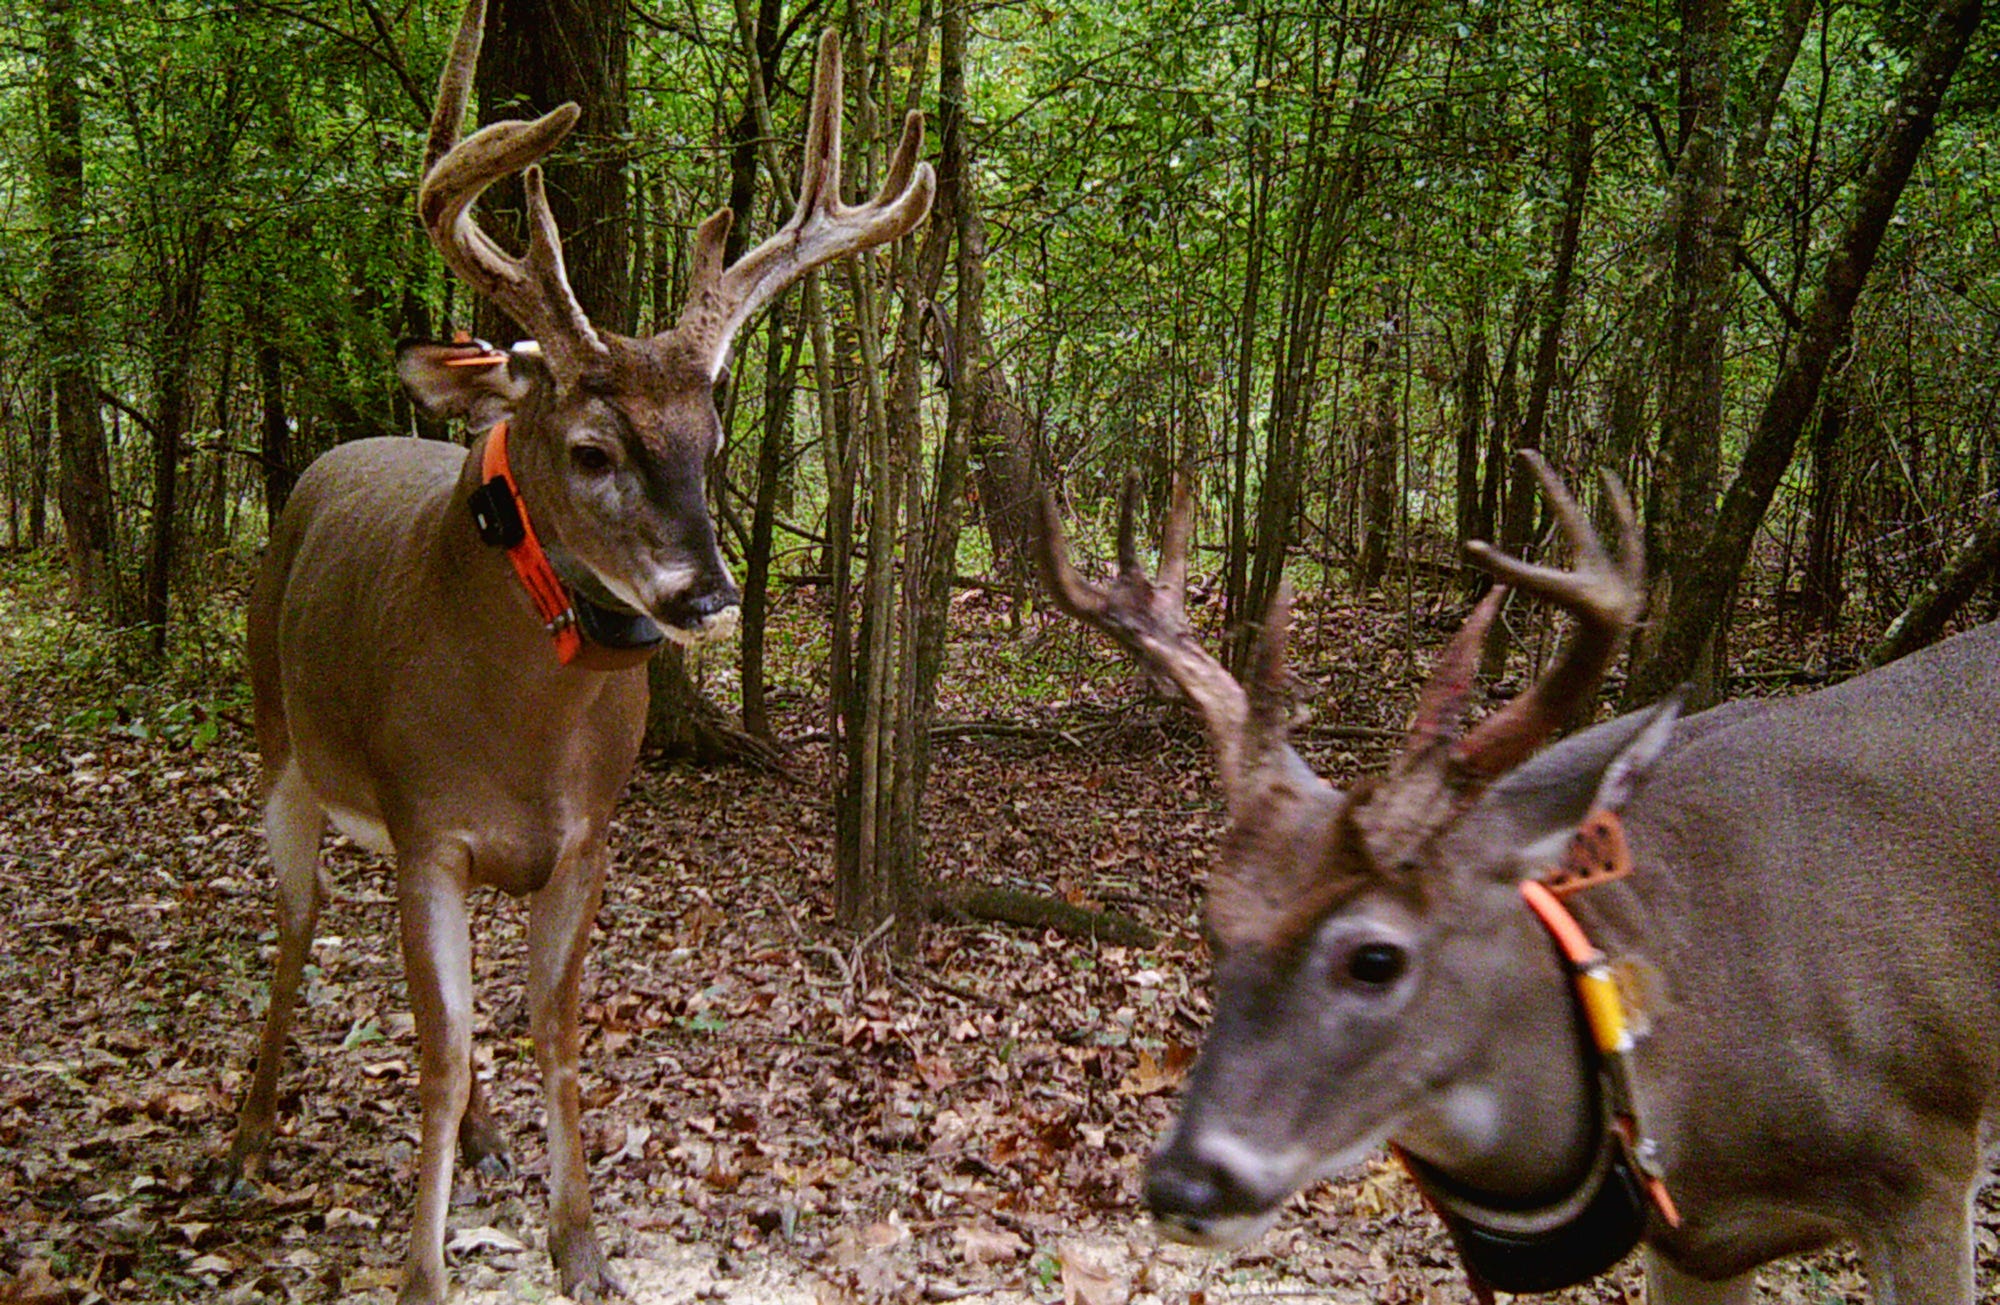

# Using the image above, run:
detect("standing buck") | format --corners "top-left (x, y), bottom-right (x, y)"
top-left (224, 2), bottom-right (932, 1300)
top-left (1039, 458), bottom-right (1999, 1303)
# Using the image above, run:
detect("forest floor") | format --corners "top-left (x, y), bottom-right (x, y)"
top-left (1, 554), bottom-right (1995, 1304)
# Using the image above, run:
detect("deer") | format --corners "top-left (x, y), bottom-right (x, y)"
top-left (221, 1), bottom-right (933, 1300)
top-left (1038, 456), bottom-right (2000, 1304)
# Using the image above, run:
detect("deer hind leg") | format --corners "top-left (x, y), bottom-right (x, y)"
top-left (396, 840), bottom-right (477, 1305)
top-left (1643, 1249), bottom-right (1755, 1305)
top-left (223, 762), bottom-right (326, 1190)
top-left (526, 835), bottom-right (622, 1299)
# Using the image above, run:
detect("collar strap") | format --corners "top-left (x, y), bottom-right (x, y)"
top-left (469, 422), bottom-right (587, 666)
top-left (1396, 808), bottom-right (1678, 1302)
top-left (1519, 810), bottom-right (1679, 1231)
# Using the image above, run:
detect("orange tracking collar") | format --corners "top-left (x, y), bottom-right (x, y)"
top-left (467, 421), bottom-right (663, 671)
top-left (473, 422), bottom-right (588, 665)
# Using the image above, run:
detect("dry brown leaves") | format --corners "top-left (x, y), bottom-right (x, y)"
top-left (0, 582), bottom-right (1990, 1304)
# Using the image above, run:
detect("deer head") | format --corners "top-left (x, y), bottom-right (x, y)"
top-left (398, 1), bottom-right (934, 642)
top-left (1037, 455), bottom-right (1648, 1245)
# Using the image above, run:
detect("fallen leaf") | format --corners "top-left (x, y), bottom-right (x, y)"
top-left (0, 1261), bottom-right (67, 1305)
top-left (445, 1225), bottom-right (526, 1255)
top-left (953, 1223), bottom-right (1028, 1266)
top-left (1059, 1244), bottom-right (1126, 1305)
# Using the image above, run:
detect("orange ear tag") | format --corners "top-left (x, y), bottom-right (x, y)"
top-left (1543, 808), bottom-right (1632, 897)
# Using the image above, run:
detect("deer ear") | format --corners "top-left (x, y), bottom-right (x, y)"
top-left (1585, 689), bottom-right (1684, 813)
top-left (396, 338), bottom-right (538, 430)
top-left (1489, 694), bottom-right (1684, 876)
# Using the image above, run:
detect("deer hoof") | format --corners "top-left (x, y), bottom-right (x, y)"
top-left (554, 1229), bottom-right (626, 1301)
top-left (456, 1116), bottom-right (513, 1181)
top-left (209, 1147), bottom-right (264, 1200)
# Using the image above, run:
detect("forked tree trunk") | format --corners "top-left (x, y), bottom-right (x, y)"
top-left (833, 0), bottom-right (960, 948)
top-left (1626, 0), bottom-right (1983, 707)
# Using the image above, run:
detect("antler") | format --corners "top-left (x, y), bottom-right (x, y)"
top-left (673, 30), bottom-right (936, 377)
top-left (418, 0), bottom-right (607, 380)
top-left (1453, 451), bottom-right (1646, 779)
top-left (1352, 452), bottom-right (1644, 864)
top-left (1039, 476), bottom-right (1301, 813)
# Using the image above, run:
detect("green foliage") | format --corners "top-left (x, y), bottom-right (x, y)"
top-left (4, 0), bottom-right (1998, 689)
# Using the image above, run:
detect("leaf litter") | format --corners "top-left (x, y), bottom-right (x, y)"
top-left (1, 580), bottom-right (1992, 1304)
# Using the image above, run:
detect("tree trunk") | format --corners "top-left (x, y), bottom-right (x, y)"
top-left (1454, 325), bottom-right (1487, 560)
top-left (1625, 0), bottom-right (1982, 707)
top-left (967, 364), bottom-right (1039, 601)
top-left (259, 342), bottom-right (294, 525)
top-left (1245, 6), bottom-right (1412, 665)
top-left (1224, 1), bottom-right (1273, 641)
top-left (28, 378), bottom-right (51, 551)
top-left (1503, 78), bottom-right (1597, 560)
top-left (42, 0), bottom-right (117, 617)
top-left (145, 247), bottom-right (212, 658)
top-left (740, 295), bottom-right (802, 738)
top-left (1865, 506), bottom-right (2000, 668)
top-left (1798, 351), bottom-right (1852, 629)
top-left (1357, 300), bottom-right (1398, 592)
top-left (481, 0), bottom-right (630, 333)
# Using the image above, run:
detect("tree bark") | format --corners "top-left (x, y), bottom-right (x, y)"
top-left (144, 242), bottom-right (213, 658)
top-left (258, 342), bottom-right (295, 525)
top-left (42, 0), bottom-right (117, 617)
top-left (740, 295), bottom-right (801, 738)
top-left (1798, 350), bottom-right (1852, 629)
top-left (1357, 301), bottom-right (1399, 592)
top-left (1625, 0), bottom-right (1983, 707)
top-left (1502, 78), bottom-right (1597, 561)
top-left (481, 0), bottom-right (631, 333)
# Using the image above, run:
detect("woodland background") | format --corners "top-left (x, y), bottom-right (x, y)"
top-left (3, 0), bottom-right (2000, 1300)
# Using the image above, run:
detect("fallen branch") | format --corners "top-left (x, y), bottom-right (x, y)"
top-left (936, 886), bottom-right (1158, 949)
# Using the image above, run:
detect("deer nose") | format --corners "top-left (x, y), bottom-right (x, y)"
top-left (659, 579), bottom-right (739, 632)
top-left (1144, 1145), bottom-right (1265, 1225)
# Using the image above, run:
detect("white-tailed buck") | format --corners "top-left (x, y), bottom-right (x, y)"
top-left (223, 2), bottom-right (932, 1299)
top-left (1039, 457), bottom-right (1999, 1303)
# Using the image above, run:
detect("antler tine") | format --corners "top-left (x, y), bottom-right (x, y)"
top-left (672, 30), bottom-right (937, 377)
top-left (1036, 481), bottom-right (1258, 807)
top-left (1398, 583), bottom-right (1507, 761)
top-left (1451, 451), bottom-right (1645, 782)
top-left (418, 0), bottom-right (606, 376)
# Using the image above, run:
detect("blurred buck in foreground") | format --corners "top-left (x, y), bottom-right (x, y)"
top-left (1038, 456), bottom-right (2000, 1304)
top-left (222, 2), bottom-right (932, 1300)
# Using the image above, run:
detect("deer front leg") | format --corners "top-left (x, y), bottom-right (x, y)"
top-left (1859, 1174), bottom-right (1979, 1305)
top-left (526, 837), bottom-right (622, 1300)
top-left (397, 842), bottom-right (477, 1305)
top-left (1643, 1250), bottom-right (1754, 1305)
top-left (224, 763), bottom-right (326, 1190)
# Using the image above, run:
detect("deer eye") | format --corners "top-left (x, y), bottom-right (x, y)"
top-left (570, 444), bottom-right (613, 473)
top-left (1343, 942), bottom-right (1408, 989)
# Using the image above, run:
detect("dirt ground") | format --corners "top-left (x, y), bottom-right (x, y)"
top-left (2, 579), bottom-right (1994, 1303)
